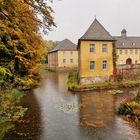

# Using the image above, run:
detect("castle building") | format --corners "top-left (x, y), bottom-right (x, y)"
top-left (78, 19), bottom-right (115, 84)
top-left (48, 39), bottom-right (78, 68)
top-left (115, 29), bottom-right (140, 65)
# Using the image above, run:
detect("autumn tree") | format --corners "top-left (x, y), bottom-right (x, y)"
top-left (0, 0), bottom-right (56, 138)
top-left (0, 0), bottom-right (56, 89)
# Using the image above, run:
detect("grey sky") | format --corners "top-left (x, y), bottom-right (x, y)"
top-left (43, 0), bottom-right (140, 43)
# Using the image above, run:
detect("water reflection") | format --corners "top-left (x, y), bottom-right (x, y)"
top-left (5, 92), bottom-right (42, 140)
top-left (78, 92), bottom-right (140, 140)
top-left (6, 71), bottom-right (140, 140)
top-left (79, 93), bottom-right (115, 128)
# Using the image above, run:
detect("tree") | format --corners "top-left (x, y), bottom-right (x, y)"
top-left (0, 0), bottom-right (56, 89)
top-left (0, 0), bottom-right (56, 138)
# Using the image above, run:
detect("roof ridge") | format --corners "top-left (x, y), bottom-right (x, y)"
top-left (48, 39), bottom-right (77, 53)
top-left (81, 18), bottom-right (114, 41)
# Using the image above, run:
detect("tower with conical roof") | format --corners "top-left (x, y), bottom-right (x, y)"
top-left (78, 18), bottom-right (116, 85)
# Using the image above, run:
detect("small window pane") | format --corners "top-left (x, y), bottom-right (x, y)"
top-left (89, 44), bottom-right (95, 53)
top-left (102, 44), bottom-right (107, 53)
top-left (90, 61), bottom-right (95, 70)
top-left (102, 60), bottom-right (107, 69)
top-left (70, 59), bottom-right (73, 63)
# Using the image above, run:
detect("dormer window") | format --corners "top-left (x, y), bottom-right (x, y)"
top-left (122, 42), bottom-right (125, 46)
top-left (132, 42), bottom-right (135, 46)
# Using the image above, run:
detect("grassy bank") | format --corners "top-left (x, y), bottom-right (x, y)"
top-left (68, 71), bottom-right (140, 92)
top-left (0, 89), bottom-right (27, 139)
top-left (117, 94), bottom-right (140, 124)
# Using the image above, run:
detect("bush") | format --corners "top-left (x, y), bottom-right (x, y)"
top-left (117, 100), bottom-right (140, 121)
top-left (117, 103), bottom-right (133, 115)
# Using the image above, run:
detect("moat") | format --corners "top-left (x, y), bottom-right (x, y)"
top-left (6, 71), bottom-right (140, 140)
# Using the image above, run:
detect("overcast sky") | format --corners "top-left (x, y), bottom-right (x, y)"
top-left (43, 0), bottom-right (140, 43)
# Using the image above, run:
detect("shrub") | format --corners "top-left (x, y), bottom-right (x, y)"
top-left (118, 103), bottom-right (133, 115)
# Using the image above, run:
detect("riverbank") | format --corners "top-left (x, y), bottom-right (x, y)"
top-left (117, 96), bottom-right (140, 125)
top-left (46, 66), bottom-right (77, 72)
top-left (4, 71), bottom-right (140, 140)
top-left (68, 71), bottom-right (140, 92)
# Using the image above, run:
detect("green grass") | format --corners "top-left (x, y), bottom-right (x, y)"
top-left (67, 71), bottom-right (140, 91)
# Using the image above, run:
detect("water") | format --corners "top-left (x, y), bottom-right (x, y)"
top-left (6, 71), bottom-right (140, 140)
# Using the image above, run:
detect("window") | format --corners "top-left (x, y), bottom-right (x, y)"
top-left (70, 51), bottom-right (73, 55)
top-left (63, 59), bottom-right (66, 63)
top-left (135, 60), bottom-right (138, 64)
top-left (135, 49), bottom-right (138, 54)
top-left (89, 44), bottom-right (95, 53)
top-left (130, 50), bottom-right (133, 54)
top-left (102, 60), bottom-right (107, 69)
top-left (102, 44), bottom-right (107, 53)
top-left (90, 61), bottom-right (95, 70)
top-left (63, 51), bottom-right (65, 54)
top-left (70, 59), bottom-right (73, 63)
top-left (120, 49), bottom-right (123, 54)
top-left (122, 42), bottom-right (125, 46)
top-left (125, 50), bottom-right (128, 54)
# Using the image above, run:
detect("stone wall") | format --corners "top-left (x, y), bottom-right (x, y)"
top-left (80, 76), bottom-right (110, 85)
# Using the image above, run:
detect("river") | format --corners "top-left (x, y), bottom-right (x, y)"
top-left (5, 71), bottom-right (140, 140)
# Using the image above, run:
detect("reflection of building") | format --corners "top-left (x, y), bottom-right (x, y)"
top-left (57, 72), bottom-right (68, 92)
top-left (48, 39), bottom-right (78, 68)
top-left (78, 18), bottom-right (115, 84)
top-left (79, 93), bottom-right (115, 128)
top-left (115, 29), bottom-right (140, 65)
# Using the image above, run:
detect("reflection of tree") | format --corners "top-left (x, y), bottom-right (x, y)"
top-left (79, 93), bottom-right (115, 128)
top-left (6, 92), bottom-right (42, 139)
